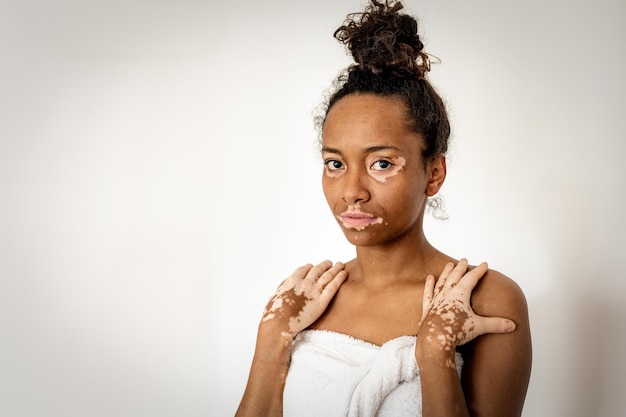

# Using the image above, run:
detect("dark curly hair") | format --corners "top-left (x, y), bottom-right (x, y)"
top-left (318, 0), bottom-right (450, 163)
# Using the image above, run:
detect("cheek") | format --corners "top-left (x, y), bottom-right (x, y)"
top-left (382, 180), bottom-right (428, 220)
top-left (321, 175), bottom-right (335, 204)
top-left (323, 166), bottom-right (343, 179)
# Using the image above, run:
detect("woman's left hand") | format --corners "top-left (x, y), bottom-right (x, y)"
top-left (418, 259), bottom-right (516, 365)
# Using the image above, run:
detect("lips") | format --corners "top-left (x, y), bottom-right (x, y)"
top-left (337, 207), bottom-right (383, 230)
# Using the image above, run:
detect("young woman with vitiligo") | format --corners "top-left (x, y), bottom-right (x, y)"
top-left (235, 1), bottom-right (532, 416)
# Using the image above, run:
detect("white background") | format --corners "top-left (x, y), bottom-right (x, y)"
top-left (1, 0), bottom-right (625, 416)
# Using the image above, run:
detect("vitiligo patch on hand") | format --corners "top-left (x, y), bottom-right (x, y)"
top-left (262, 287), bottom-right (313, 336)
top-left (423, 303), bottom-right (474, 369)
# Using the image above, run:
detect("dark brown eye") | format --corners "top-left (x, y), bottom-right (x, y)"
top-left (326, 160), bottom-right (344, 171)
top-left (371, 160), bottom-right (393, 170)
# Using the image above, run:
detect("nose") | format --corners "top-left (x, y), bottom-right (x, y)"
top-left (341, 167), bottom-right (370, 204)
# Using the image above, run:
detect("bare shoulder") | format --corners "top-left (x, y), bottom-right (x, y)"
top-left (470, 267), bottom-right (528, 319)
top-left (460, 267), bottom-right (532, 416)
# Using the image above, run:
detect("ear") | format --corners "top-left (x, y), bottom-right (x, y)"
top-left (425, 155), bottom-right (446, 196)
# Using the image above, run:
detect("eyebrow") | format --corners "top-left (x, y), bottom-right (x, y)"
top-left (364, 145), bottom-right (401, 154)
top-left (321, 145), bottom-right (401, 155)
top-left (321, 146), bottom-right (342, 155)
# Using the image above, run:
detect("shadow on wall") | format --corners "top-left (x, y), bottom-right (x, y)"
top-left (525, 267), bottom-right (625, 417)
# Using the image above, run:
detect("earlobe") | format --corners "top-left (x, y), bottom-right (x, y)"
top-left (425, 156), bottom-right (447, 196)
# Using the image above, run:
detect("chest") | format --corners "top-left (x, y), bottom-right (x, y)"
top-left (309, 281), bottom-right (424, 345)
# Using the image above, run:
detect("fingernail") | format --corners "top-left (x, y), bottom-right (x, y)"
top-left (506, 321), bottom-right (516, 332)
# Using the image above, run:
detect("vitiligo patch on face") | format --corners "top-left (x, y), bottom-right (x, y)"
top-left (324, 164), bottom-right (343, 178)
top-left (369, 156), bottom-right (406, 183)
top-left (338, 204), bottom-right (383, 231)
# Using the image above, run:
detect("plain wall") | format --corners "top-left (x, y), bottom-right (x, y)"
top-left (1, 0), bottom-right (625, 416)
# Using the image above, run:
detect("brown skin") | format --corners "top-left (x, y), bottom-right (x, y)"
top-left (236, 261), bottom-right (348, 417)
top-left (236, 94), bottom-right (531, 417)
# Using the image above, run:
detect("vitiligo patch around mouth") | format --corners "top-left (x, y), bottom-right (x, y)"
top-left (337, 205), bottom-right (383, 231)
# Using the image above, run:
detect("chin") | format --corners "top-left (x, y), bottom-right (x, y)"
top-left (341, 228), bottom-right (386, 247)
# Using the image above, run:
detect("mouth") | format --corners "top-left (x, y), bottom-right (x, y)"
top-left (337, 208), bottom-right (383, 230)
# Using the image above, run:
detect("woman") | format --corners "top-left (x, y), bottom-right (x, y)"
top-left (235, 1), bottom-right (531, 416)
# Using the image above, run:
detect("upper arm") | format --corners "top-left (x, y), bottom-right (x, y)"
top-left (460, 269), bottom-right (532, 417)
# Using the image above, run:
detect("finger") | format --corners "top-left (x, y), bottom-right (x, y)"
top-left (316, 262), bottom-right (345, 287)
top-left (305, 260), bottom-right (333, 282)
top-left (319, 270), bottom-right (348, 301)
top-left (444, 258), bottom-right (469, 289)
top-left (277, 263), bottom-right (313, 290)
top-left (456, 261), bottom-right (488, 291)
top-left (475, 316), bottom-right (516, 336)
top-left (434, 262), bottom-right (455, 296)
top-left (422, 274), bottom-right (435, 319)
top-left (292, 263), bottom-right (314, 279)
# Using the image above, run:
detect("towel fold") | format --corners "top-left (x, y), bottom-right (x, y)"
top-left (283, 329), bottom-right (463, 417)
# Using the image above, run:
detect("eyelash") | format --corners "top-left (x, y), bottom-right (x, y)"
top-left (371, 160), bottom-right (394, 170)
top-left (325, 160), bottom-right (344, 171)
top-left (324, 159), bottom-right (394, 171)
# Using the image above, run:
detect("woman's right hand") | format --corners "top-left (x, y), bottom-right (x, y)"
top-left (236, 261), bottom-right (346, 417)
top-left (261, 260), bottom-right (348, 340)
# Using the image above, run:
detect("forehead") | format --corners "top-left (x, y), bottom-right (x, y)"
top-left (322, 94), bottom-right (423, 153)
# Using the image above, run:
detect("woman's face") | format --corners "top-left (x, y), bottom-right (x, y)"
top-left (321, 93), bottom-right (445, 247)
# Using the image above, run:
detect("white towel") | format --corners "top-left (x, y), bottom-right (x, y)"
top-left (283, 329), bottom-right (463, 417)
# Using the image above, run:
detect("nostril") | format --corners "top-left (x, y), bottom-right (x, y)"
top-left (342, 196), bottom-right (366, 204)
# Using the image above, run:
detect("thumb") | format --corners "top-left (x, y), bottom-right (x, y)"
top-left (476, 316), bottom-right (516, 336)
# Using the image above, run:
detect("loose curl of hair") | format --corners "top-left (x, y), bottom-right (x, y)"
top-left (317, 0), bottom-right (450, 164)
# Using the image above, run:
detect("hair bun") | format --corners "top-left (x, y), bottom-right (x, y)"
top-left (334, 0), bottom-right (428, 78)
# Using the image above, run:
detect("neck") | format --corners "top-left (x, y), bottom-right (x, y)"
top-left (349, 228), bottom-right (450, 289)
